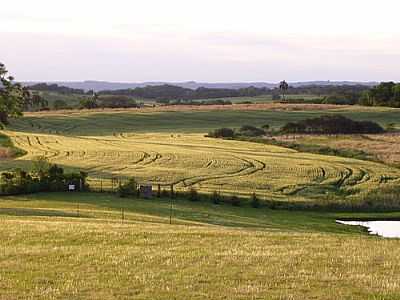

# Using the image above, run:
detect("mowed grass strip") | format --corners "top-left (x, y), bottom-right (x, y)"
top-left (1, 193), bottom-right (400, 300)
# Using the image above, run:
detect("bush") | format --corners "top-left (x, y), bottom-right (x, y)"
top-left (0, 163), bottom-right (88, 195)
top-left (251, 193), bottom-right (260, 208)
top-left (188, 188), bottom-right (199, 201)
top-left (272, 94), bottom-right (281, 101)
top-left (211, 190), bottom-right (220, 204)
top-left (207, 128), bottom-right (235, 138)
top-left (117, 178), bottom-right (138, 197)
top-left (281, 115), bottom-right (385, 135)
top-left (161, 189), bottom-right (169, 198)
top-left (53, 99), bottom-right (69, 110)
top-left (238, 125), bottom-right (265, 137)
top-left (80, 98), bottom-right (98, 109)
top-left (229, 195), bottom-right (241, 206)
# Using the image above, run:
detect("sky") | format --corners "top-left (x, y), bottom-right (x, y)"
top-left (1, 0), bottom-right (400, 82)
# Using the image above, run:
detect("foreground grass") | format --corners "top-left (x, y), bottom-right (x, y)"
top-left (1, 192), bottom-right (400, 299)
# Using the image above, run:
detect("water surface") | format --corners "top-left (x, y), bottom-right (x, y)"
top-left (337, 220), bottom-right (400, 238)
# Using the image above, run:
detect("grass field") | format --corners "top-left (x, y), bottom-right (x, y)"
top-left (276, 133), bottom-right (400, 166)
top-left (2, 104), bottom-right (400, 201)
top-left (2, 105), bottom-right (400, 299)
top-left (1, 192), bottom-right (400, 299)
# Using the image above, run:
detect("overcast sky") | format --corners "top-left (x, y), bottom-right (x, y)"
top-left (1, 0), bottom-right (400, 82)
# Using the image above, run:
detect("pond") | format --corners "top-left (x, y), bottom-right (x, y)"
top-left (337, 220), bottom-right (400, 238)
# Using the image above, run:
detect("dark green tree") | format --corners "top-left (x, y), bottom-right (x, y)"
top-left (0, 63), bottom-right (33, 127)
top-left (279, 80), bottom-right (289, 101)
top-left (80, 92), bottom-right (99, 109)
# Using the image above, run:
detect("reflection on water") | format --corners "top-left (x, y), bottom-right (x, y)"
top-left (337, 220), bottom-right (400, 238)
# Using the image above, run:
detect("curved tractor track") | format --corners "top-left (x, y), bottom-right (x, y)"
top-left (3, 130), bottom-right (400, 198)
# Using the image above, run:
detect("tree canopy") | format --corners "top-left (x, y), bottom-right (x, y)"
top-left (0, 63), bottom-right (43, 127)
top-left (360, 82), bottom-right (400, 107)
top-left (281, 115), bottom-right (384, 135)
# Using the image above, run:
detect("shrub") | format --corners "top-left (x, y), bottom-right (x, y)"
top-left (272, 94), bottom-right (281, 101)
top-left (280, 115), bottom-right (385, 135)
top-left (238, 125), bottom-right (265, 137)
top-left (211, 190), bottom-right (220, 204)
top-left (207, 128), bottom-right (235, 138)
top-left (0, 164), bottom-right (88, 195)
top-left (251, 193), bottom-right (260, 208)
top-left (188, 188), bottom-right (199, 201)
top-left (117, 178), bottom-right (138, 197)
top-left (53, 99), bottom-right (69, 110)
top-left (161, 189), bottom-right (169, 198)
top-left (230, 195), bottom-right (241, 207)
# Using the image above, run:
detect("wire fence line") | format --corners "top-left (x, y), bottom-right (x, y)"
top-left (86, 176), bottom-right (250, 199)
top-left (87, 177), bottom-right (181, 194)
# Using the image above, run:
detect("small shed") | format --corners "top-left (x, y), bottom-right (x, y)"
top-left (140, 185), bottom-right (153, 198)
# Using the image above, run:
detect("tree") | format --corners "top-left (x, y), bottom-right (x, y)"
top-left (23, 92), bottom-right (48, 111)
top-left (261, 124), bottom-right (270, 130)
top-left (80, 92), bottom-right (99, 109)
top-left (279, 80), bottom-right (289, 101)
top-left (32, 156), bottom-right (51, 179)
top-left (53, 99), bottom-right (69, 110)
top-left (393, 84), bottom-right (400, 102)
top-left (207, 128), bottom-right (235, 138)
top-left (0, 63), bottom-right (32, 127)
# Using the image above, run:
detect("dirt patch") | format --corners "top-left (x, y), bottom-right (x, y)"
top-left (0, 146), bottom-right (12, 159)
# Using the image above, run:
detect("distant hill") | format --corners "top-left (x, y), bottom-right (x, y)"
top-left (22, 80), bottom-right (378, 92)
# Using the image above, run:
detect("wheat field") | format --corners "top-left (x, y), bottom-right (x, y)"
top-left (2, 107), bottom-right (400, 200)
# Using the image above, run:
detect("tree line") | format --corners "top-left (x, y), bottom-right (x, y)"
top-left (359, 82), bottom-right (400, 107)
top-left (28, 83), bottom-right (89, 95)
top-left (208, 115), bottom-right (384, 138)
top-left (281, 115), bottom-right (384, 134)
top-left (23, 77), bottom-right (400, 108)
top-left (0, 157), bottom-right (88, 195)
top-left (98, 85), bottom-right (269, 102)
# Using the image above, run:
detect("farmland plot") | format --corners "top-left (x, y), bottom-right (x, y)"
top-left (2, 129), bottom-right (400, 200)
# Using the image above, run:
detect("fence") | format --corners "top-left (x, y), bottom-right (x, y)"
top-left (86, 177), bottom-right (187, 196)
top-left (85, 176), bottom-right (249, 200)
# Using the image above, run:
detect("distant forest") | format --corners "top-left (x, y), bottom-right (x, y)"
top-left (28, 81), bottom-right (400, 108)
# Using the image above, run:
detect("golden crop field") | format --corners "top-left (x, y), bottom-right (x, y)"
top-left (2, 108), bottom-right (400, 201)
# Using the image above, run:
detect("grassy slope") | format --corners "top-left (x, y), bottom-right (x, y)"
top-left (1, 192), bottom-right (400, 299)
top-left (278, 134), bottom-right (400, 166)
top-left (9, 105), bottom-right (400, 135)
top-left (0, 133), bottom-right (26, 158)
top-left (2, 106), bottom-right (400, 299)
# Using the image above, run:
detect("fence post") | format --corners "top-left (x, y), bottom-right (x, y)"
top-left (169, 197), bottom-right (173, 225)
top-left (157, 184), bottom-right (161, 198)
top-left (170, 184), bottom-right (174, 198)
top-left (100, 179), bottom-right (103, 193)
